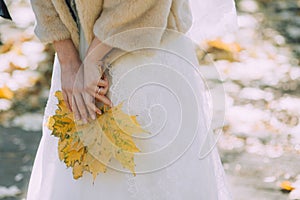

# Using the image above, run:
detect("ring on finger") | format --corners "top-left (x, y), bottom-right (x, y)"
top-left (97, 87), bottom-right (102, 94)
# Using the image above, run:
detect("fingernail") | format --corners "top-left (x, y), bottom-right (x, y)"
top-left (83, 118), bottom-right (87, 124)
top-left (91, 115), bottom-right (96, 120)
top-left (97, 110), bottom-right (102, 115)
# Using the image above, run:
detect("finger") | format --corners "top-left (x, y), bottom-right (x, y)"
top-left (82, 93), bottom-right (98, 120)
top-left (67, 93), bottom-right (75, 113)
top-left (100, 85), bottom-right (109, 95)
top-left (71, 96), bottom-right (81, 122)
top-left (86, 86), bottom-right (107, 97)
top-left (97, 87), bottom-right (109, 95)
top-left (95, 94), bottom-right (112, 107)
top-left (86, 100), bottom-right (102, 117)
top-left (62, 91), bottom-right (72, 112)
top-left (97, 78), bottom-right (108, 87)
top-left (75, 94), bottom-right (89, 124)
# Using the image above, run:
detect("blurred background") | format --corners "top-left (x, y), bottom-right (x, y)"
top-left (0, 0), bottom-right (299, 199)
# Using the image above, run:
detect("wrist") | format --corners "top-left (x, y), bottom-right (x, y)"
top-left (85, 37), bottom-right (114, 62)
top-left (53, 39), bottom-right (80, 65)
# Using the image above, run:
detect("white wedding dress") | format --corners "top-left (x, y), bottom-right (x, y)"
top-left (26, 1), bottom-right (237, 199)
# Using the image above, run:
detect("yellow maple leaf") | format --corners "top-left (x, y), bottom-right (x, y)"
top-left (54, 91), bottom-right (75, 119)
top-left (47, 91), bottom-right (147, 181)
top-left (64, 148), bottom-right (85, 167)
top-left (72, 161), bottom-right (84, 180)
top-left (83, 153), bottom-right (107, 181)
top-left (115, 149), bottom-right (136, 175)
top-left (79, 102), bottom-right (143, 175)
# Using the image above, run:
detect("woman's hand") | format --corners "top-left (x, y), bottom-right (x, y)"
top-left (53, 38), bottom-right (113, 123)
top-left (82, 59), bottom-right (111, 106)
top-left (82, 36), bottom-right (114, 111)
top-left (53, 39), bottom-right (102, 123)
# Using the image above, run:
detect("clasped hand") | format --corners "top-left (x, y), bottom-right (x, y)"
top-left (55, 38), bottom-right (113, 124)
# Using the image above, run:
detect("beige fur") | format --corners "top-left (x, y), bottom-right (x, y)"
top-left (30, 0), bottom-right (192, 51)
top-left (52, 0), bottom-right (80, 48)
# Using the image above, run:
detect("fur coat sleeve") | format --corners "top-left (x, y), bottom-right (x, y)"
top-left (30, 0), bottom-right (72, 44)
top-left (30, 0), bottom-right (192, 52)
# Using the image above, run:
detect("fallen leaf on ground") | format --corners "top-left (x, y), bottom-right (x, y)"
top-left (0, 85), bottom-right (13, 99)
top-left (207, 38), bottom-right (242, 53)
top-left (280, 181), bottom-right (294, 191)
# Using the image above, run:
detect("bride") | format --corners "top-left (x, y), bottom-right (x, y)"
top-left (26, 0), bottom-right (237, 199)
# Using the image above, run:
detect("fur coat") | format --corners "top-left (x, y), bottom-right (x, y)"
top-left (30, 0), bottom-right (192, 52)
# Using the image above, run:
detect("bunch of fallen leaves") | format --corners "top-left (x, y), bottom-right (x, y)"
top-left (47, 91), bottom-right (146, 181)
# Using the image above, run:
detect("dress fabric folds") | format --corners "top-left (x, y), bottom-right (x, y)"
top-left (26, 13), bottom-right (232, 200)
